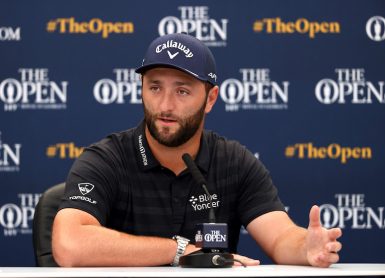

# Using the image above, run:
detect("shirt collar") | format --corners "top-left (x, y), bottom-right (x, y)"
top-left (133, 120), bottom-right (160, 171)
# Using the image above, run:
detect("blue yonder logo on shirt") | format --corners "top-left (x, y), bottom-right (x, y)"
top-left (189, 193), bottom-right (220, 211)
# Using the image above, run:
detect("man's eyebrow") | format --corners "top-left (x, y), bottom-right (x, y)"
top-left (174, 80), bottom-right (193, 86)
top-left (145, 79), bottom-right (193, 86)
top-left (146, 79), bottom-right (162, 84)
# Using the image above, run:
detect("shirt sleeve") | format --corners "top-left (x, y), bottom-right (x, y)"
top-left (58, 141), bottom-right (118, 225)
top-left (237, 147), bottom-right (286, 227)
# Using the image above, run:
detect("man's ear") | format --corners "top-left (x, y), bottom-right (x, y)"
top-left (205, 85), bottom-right (219, 113)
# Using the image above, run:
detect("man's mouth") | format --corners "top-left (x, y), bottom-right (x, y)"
top-left (158, 117), bottom-right (177, 125)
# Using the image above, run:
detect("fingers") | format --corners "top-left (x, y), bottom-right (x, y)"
top-left (314, 251), bottom-right (340, 268)
top-left (232, 254), bottom-right (260, 266)
top-left (326, 241), bottom-right (342, 253)
top-left (320, 252), bottom-right (340, 265)
top-left (309, 240), bottom-right (342, 267)
top-left (328, 227), bottom-right (342, 241)
top-left (308, 205), bottom-right (322, 229)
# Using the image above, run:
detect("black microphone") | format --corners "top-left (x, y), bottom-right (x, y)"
top-left (182, 153), bottom-right (215, 223)
top-left (179, 153), bottom-right (234, 268)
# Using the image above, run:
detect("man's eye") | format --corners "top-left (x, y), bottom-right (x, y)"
top-left (150, 87), bottom-right (160, 93)
top-left (178, 89), bottom-right (189, 95)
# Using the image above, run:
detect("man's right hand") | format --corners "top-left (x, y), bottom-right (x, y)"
top-left (232, 254), bottom-right (260, 266)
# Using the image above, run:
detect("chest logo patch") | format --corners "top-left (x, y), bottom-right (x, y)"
top-left (189, 193), bottom-right (220, 211)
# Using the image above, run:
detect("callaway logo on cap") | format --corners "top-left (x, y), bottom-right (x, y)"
top-left (135, 33), bottom-right (217, 85)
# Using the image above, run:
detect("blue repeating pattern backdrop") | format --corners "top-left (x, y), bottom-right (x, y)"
top-left (1, 0), bottom-right (384, 266)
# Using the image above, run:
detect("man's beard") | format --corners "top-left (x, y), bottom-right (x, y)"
top-left (143, 100), bottom-right (207, 147)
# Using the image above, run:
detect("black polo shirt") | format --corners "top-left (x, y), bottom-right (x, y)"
top-left (59, 120), bottom-right (285, 253)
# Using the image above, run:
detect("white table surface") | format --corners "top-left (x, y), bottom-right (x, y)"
top-left (0, 264), bottom-right (385, 277)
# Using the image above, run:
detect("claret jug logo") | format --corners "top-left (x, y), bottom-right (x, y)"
top-left (320, 194), bottom-right (385, 229)
top-left (0, 193), bottom-right (40, 236)
top-left (366, 16), bottom-right (385, 42)
top-left (93, 68), bottom-right (142, 105)
top-left (315, 68), bottom-right (384, 104)
top-left (220, 68), bottom-right (289, 111)
top-left (158, 6), bottom-right (228, 47)
top-left (0, 68), bottom-right (68, 111)
top-left (0, 132), bottom-right (21, 172)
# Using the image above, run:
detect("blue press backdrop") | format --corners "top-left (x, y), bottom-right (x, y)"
top-left (1, 0), bottom-right (384, 266)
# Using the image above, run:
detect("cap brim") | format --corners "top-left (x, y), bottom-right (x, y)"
top-left (135, 63), bottom-right (210, 84)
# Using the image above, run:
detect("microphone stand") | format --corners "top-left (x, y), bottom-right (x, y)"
top-left (179, 249), bottom-right (234, 268)
top-left (179, 154), bottom-right (234, 268)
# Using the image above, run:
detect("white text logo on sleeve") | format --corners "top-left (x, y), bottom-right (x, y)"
top-left (69, 183), bottom-right (97, 204)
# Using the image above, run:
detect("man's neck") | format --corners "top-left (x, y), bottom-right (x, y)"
top-left (145, 126), bottom-right (202, 176)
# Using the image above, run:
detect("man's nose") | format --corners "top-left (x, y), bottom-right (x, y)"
top-left (158, 91), bottom-right (176, 111)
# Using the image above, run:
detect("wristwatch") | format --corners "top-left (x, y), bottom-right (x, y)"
top-left (172, 235), bottom-right (190, 266)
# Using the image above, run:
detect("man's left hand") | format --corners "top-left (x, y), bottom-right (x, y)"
top-left (306, 205), bottom-right (342, 267)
